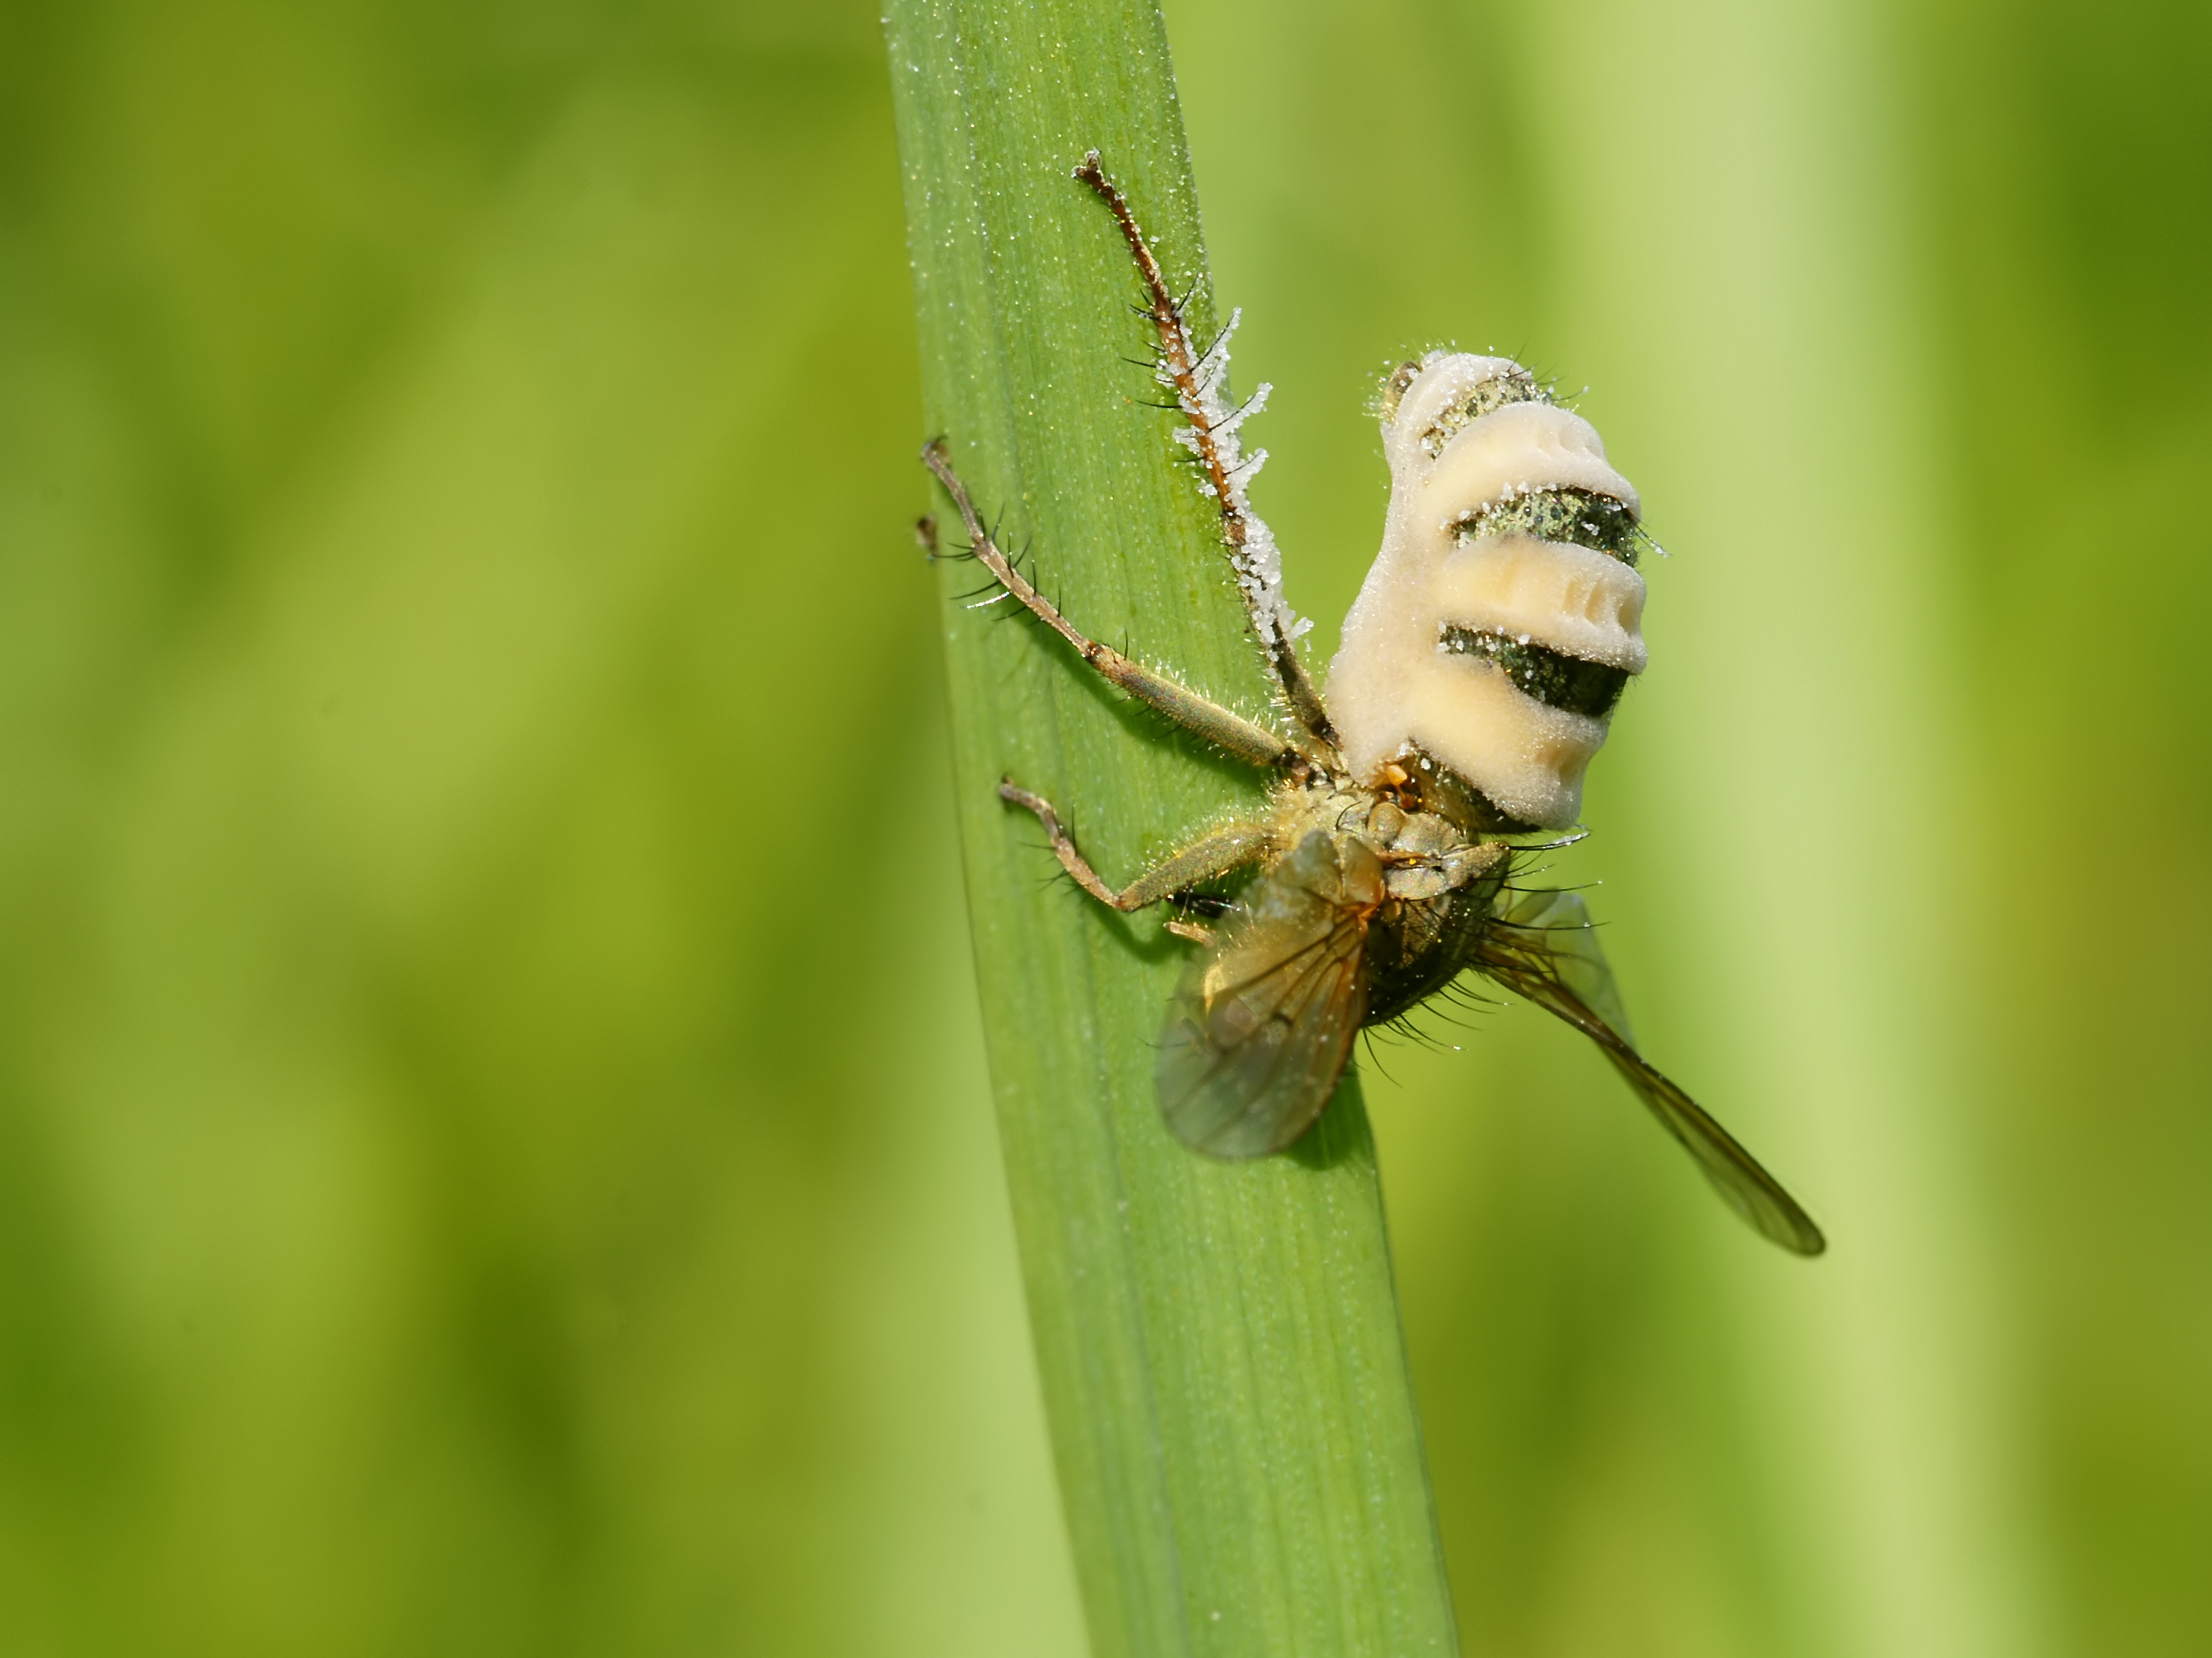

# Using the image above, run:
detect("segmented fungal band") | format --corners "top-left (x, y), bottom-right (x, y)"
top-left (1329, 352), bottom-right (1649, 829)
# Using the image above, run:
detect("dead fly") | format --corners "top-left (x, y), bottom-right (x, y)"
top-left (919, 153), bottom-right (1823, 1256)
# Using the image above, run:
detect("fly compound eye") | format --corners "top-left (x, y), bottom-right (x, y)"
top-left (1331, 352), bottom-right (1649, 829)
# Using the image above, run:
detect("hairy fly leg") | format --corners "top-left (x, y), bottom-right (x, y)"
top-left (922, 440), bottom-right (1299, 773)
top-left (998, 779), bottom-right (1272, 916)
top-left (1073, 152), bottom-right (1336, 753)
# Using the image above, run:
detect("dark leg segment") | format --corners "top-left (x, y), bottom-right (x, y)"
top-left (999, 779), bottom-right (1272, 913)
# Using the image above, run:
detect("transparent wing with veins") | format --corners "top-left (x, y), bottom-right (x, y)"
top-left (1155, 831), bottom-right (1382, 1160)
top-left (1477, 888), bottom-right (1826, 1256)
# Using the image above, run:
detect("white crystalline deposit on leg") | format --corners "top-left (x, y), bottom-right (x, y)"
top-left (1328, 353), bottom-right (1649, 827)
top-left (1165, 308), bottom-right (1311, 647)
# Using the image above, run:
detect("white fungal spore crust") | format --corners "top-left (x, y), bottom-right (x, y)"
top-left (1071, 153), bottom-right (1331, 740)
top-left (1328, 352), bottom-right (1650, 828)
top-left (1165, 307), bottom-right (1310, 648)
top-left (1431, 537), bottom-right (1647, 675)
top-left (1425, 401), bottom-right (1640, 522)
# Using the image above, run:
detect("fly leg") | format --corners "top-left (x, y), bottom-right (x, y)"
top-left (923, 441), bottom-right (1300, 775)
top-left (1073, 152), bottom-right (1337, 751)
top-left (998, 779), bottom-right (1270, 932)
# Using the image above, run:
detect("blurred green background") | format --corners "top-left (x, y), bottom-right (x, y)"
top-left (0, 0), bottom-right (2203, 1654)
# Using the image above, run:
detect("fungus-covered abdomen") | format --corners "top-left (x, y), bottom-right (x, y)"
top-left (1328, 353), bottom-right (1649, 829)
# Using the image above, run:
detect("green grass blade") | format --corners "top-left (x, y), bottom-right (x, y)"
top-left (881, 4), bottom-right (1459, 1653)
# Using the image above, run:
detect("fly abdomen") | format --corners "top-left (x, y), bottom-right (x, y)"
top-left (1330, 352), bottom-right (1650, 829)
top-left (1465, 485), bottom-right (1643, 567)
top-left (1441, 628), bottom-right (1630, 721)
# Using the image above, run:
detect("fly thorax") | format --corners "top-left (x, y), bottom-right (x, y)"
top-left (1328, 352), bottom-right (1647, 829)
top-left (1350, 795), bottom-right (1506, 902)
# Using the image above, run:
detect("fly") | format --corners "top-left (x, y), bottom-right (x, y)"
top-left (919, 153), bottom-right (1824, 1256)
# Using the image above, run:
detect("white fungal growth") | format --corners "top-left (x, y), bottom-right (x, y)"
top-left (1328, 352), bottom-right (1648, 827)
top-left (1160, 307), bottom-right (1310, 649)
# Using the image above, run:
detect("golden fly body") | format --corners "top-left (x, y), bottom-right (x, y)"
top-left (919, 153), bottom-right (1824, 1258)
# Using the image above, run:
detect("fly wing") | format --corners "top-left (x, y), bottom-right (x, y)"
top-left (1480, 889), bottom-right (1827, 1256)
top-left (1156, 829), bottom-right (1382, 1159)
